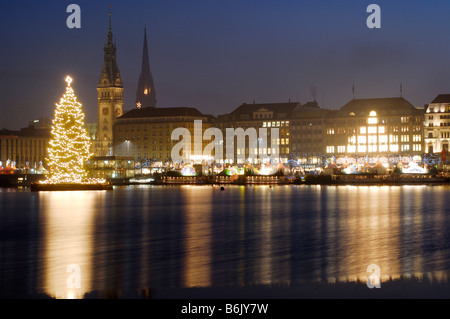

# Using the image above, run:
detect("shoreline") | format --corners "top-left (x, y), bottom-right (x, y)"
top-left (2, 173), bottom-right (450, 188)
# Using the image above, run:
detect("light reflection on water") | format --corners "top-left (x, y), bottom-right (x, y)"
top-left (1, 184), bottom-right (450, 298)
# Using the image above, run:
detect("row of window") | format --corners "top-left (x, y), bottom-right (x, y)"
top-left (326, 144), bottom-right (422, 154)
top-left (235, 147), bottom-right (290, 155)
top-left (121, 143), bottom-right (171, 151)
top-left (262, 121), bottom-right (290, 128)
top-left (327, 125), bottom-right (421, 135)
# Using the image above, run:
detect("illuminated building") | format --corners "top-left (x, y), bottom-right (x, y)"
top-left (0, 124), bottom-right (50, 171)
top-left (424, 94), bottom-right (450, 154)
top-left (113, 107), bottom-right (213, 162)
top-left (323, 97), bottom-right (425, 160)
top-left (95, 9), bottom-right (124, 156)
top-left (216, 102), bottom-right (296, 163)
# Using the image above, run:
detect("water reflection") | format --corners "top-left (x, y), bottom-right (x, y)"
top-left (183, 186), bottom-right (212, 287)
top-left (39, 191), bottom-right (100, 299)
top-left (2, 185), bottom-right (450, 298)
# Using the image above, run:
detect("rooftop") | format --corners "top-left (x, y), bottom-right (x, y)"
top-left (430, 94), bottom-right (450, 104)
top-left (336, 97), bottom-right (423, 117)
top-left (117, 106), bottom-right (210, 120)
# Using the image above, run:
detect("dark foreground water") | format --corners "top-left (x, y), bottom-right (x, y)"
top-left (1, 184), bottom-right (450, 299)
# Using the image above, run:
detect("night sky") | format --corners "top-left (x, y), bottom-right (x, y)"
top-left (2, 0), bottom-right (450, 130)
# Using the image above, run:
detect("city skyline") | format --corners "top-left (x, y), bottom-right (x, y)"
top-left (2, 1), bottom-right (450, 130)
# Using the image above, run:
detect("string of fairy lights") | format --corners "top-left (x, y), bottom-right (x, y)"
top-left (41, 76), bottom-right (105, 184)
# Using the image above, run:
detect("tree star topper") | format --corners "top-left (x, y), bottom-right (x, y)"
top-left (66, 76), bottom-right (73, 87)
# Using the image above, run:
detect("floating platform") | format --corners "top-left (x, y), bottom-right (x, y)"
top-left (30, 182), bottom-right (113, 192)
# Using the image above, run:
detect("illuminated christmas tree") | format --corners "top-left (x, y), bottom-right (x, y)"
top-left (44, 76), bottom-right (93, 184)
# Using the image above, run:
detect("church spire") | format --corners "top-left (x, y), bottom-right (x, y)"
top-left (136, 27), bottom-right (157, 108)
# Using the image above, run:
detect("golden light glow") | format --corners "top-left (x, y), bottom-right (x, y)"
top-left (42, 76), bottom-right (99, 184)
top-left (184, 187), bottom-right (212, 287)
top-left (41, 191), bottom-right (96, 299)
top-left (66, 76), bottom-right (72, 86)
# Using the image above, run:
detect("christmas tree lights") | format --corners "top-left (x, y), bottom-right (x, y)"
top-left (42, 76), bottom-right (101, 184)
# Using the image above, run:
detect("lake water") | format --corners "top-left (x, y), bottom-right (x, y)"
top-left (1, 184), bottom-right (450, 299)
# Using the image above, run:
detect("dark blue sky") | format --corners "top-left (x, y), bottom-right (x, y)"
top-left (2, 0), bottom-right (450, 129)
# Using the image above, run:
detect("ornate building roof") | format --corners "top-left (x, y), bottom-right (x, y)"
top-left (98, 10), bottom-right (122, 88)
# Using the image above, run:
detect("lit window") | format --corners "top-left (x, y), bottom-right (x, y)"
top-left (389, 135), bottom-right (398, 143)
top-left (358, 145), bottom-right (367, 153)
top-left (347, 145), bottom-right (356, 153)
top-left (369, 111), bottom-right (377, 117)
top-left (390, 144), bottom-right (399, 152)
top-left (358, 136), bottom-right (366, 144)
top-left (378, 126), bottom-right (385, 134)
top-left (360, 127), bottom-right (367, 134)
top-left (379, 135), bottom-right (388, 144)
top-left (326, 146), bottom-right (335, 154)
top-left (379, 145), bottom-right (388, 152)
top-left (368, 127), bottom-right (377, 134)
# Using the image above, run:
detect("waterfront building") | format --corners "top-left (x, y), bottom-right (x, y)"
top-left (0, 123), bottom-right (50, 171)
top-left (113, 107), bottom-right (213, 162)
top-left (291, 101), bottom-right (331, 164)
top-left (216, 102), bottom-right (297, 163)
top-left (424, 94), bottom-right (450, 154)
top-left (322, 97), bottom-right (425, 163)
top-left (95, 10), bottom-right (124, 156)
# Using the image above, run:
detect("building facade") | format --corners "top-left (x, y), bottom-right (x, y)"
top-left (113, 107), bottom-right (213, 162)
top-left (322, 97), bottom-right (425, 161)
top-left (216, 102), bottom-right (296, 163)
top-left (424, 94), bottom-right (450, 154)
top-left (0, 124), bottom-right (50, 170)
top-left (291, 101), bottom-right (330, 163)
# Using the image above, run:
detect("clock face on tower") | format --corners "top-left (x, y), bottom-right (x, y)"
top-left (102, 108), bottom-right (109, 115)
